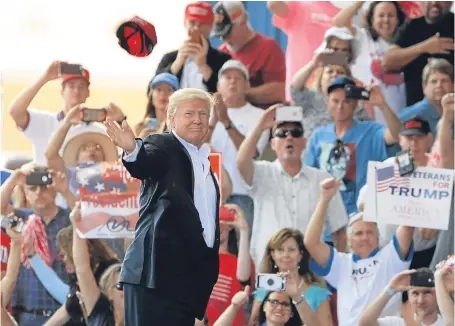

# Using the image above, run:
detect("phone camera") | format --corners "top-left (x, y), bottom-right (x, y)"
top-left (266, 278), bottom-right (275, 286)
top-left (41, 175), bottom-right (49, 182)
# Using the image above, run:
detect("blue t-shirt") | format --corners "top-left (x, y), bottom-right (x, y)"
top-left (399, 98), bottom-right (440, 137)
top-left (305, 120), bottom-right (388, 215)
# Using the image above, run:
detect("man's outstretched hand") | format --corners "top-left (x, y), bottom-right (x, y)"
top-left (105, 117), bottom-right (136, 153)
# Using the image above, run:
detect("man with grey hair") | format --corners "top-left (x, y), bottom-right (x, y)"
top-left (105, 88), bottom-right (220, 325)
top-left (304, 178), bottom-right (415, 326)
top-left (399, 58), bottom-right (454, 137)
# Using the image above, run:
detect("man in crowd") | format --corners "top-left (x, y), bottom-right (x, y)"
top-left (212, 1), bottom-right (286, 109)
top-left (207, 60), bottom-right (269, 240)
top-left (0, 163), bottom-right (75, 326)
top-left (399, 58), bottom-right (454, 137)
top-left (156, 1), bottom-right (231, 93)
top-left (7, 61), bottom-right (126, 165)
top-left (305, 178), bottom-right (415, 326)
top-left (237, 105), bottom-right (348, 266)
top-left (359, 268), bottom-right (443, 326)
top-left (305, 76), bottom-right (401, 215)
top-left (384, 1), bottom-right (454, 106)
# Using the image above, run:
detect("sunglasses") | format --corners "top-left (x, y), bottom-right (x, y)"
top-left (274, 128), bottom-right (304, 139)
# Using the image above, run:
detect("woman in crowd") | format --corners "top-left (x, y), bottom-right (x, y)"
top-left (248, 228), bottom-right (333, 326)
top-left (215, 287), bottom-right (301, 326)
top-left (41, 226), bottom-right (119, 326)
top-left (333, 1), bottom-right (406, 123)
top-left (134, 72), bottom-right (179, 138)
top-left (205, 169), bottom-right (253, 325)
top-left (0, 220), bottom-right (22, 326)
top-left (70, 202), bottom-right (124, 326)
top-left (291, 53), bottom-right (371, 139)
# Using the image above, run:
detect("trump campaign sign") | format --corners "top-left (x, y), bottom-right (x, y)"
top-left (76, 153), bottom-right (223, 238)
top-left (365, 161), bottom-right (454, 230)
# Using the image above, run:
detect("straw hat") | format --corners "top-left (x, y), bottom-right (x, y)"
top-left (62, 123), bottom-right (118, 167)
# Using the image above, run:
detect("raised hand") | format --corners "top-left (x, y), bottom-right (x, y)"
top-left (43, 60), bottom-right (62, 82)
top-left (105, 117), bottom-right (136, 153)
top-left (48, 170), bottom-right (70, 194)
top-left (422, 33), bottom-right (454, 55)
top-left (388, 269), bottom-right (416, 292)
top-left (213, 93), bottom-right (230, 126)
top-left (231, 285), bottom-right (250, 306)
top-left (70, 201), bottom-right (82, 225)
top-left (320, 178), bottom-right (340, 201)
top-left (63, 104), bottom-right (83, 126)
top-left (441, 93), bottom-right (454, 117)
top-left (259, 104), bottom-right (283, 131)
top-left (220, 203), bottom-right (248, 232)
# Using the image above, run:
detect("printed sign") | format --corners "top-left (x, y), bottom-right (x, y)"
top-left (365, 161), bottom-right (453, 230)
top-left (77, 154), bottom-right (223, 238)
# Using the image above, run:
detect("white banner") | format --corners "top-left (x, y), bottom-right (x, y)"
top-left (365, 161), bottom-right (453, 230)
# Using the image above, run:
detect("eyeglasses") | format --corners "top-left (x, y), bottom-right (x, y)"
top-left (274, 128), bottom-right (304, 138)
top-left (328, 46), bottom-right (350, 53)
top-left (266, 299), bottom-right (292, 310)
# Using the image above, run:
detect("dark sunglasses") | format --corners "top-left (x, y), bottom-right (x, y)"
top-left (274, 127), bottom-right (304, 139)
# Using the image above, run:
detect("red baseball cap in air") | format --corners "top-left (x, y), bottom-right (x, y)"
top-left (116, 16), bottom-right (158, 57)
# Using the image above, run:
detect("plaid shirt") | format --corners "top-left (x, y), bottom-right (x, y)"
top-left (11, 207), bottom-right (71, 311)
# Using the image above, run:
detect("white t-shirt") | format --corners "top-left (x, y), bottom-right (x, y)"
top-left (350, 27), bottom-right (406, 125)
top-left (211, 102), bottom-right (269, 196)
top-left (310, 235), bottom-right (414, 326)
top-left (378, 314), bottom-right (444, 326)
top-left (180, 58), bottom-right (207, 91)
top-left (22, 109), bottom-right (63, 165)
top-left (377, 158), bottom-right (439, 251)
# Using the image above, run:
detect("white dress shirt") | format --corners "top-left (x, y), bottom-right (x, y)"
top-left (123, 132), bottom-right (217, 247)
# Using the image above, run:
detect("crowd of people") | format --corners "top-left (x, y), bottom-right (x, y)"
top-left (1, 1), bottom-right (454, 326)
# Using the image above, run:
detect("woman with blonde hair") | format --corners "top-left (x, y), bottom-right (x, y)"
top-left (249, 228), bottom-right (333, 326)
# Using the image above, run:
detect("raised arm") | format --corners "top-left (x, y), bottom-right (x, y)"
top-left (8, 61), bottom-right (60, 130)
top-left (434, 264), bottom-right (454, 325)
top-left (332, 1), bottom-right (363, 35)
top-left (304, 178), bottom-right (340, 267)
top-left (439, 93), bottom-right (454, 169)
top-left (368, 86), bottom-right (400, 145)
top-left (395, 225), bottom-right (415, 259)
top-left (214, 286), bottom-right (250, 326)
top-left (359, 270), bottom-right (416, 326)
top-left (237, 105), bottom-right (278, 186)
top-left (71, 203), bottom-right (101, 315)
top-left (291, 52), bottom-right (323, 91)
top-left (267, 1), bottom-right (288, 18)
top-left (0, 226), bottom-right (22, 308)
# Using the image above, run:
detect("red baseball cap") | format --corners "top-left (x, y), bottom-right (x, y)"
top-left (185, 2), bottom-right (214, 25)
top-left (116, 16), bottom-right (158, 57)
top-left (62, 69), bottom-right (90, 85)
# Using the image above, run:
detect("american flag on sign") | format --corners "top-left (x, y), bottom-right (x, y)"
top-left (376, 165), bottom-right (411, 192)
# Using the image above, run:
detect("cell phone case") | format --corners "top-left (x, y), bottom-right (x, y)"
top-left (26, 172), bottom-right (52, 186)
top-left (396, 151), bottom-right (414, 176)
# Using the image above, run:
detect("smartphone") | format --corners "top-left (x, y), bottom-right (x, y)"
top-left (219, 206), bottom-right (235, 222)
top-left (26, 171), bottom-right (52, 186)
top-left (58, 62), bottom-right (83, 76)
top-left (256, 273), bottom-right (286, 291)
top-left (396, 150), bottom-right (414, 176)
top-left (144, 118), bottom-right (160, 130)
top-left (410, 269), bottom-right (434, 287)
top-left (189, 29), bottom-right (202, 44)
top-left (344, 85), bottom-right (370, 101)
top-left (80, 108), bottom-right (107, 123)
top-left (0, 215), bottom-right (25, 233)
top-left (320, 51), bottom-right (348, 66)
top-left (276, 106), bottom-right (303, 122)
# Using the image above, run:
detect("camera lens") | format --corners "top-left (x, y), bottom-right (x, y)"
top-left (42, 176), bottom-right (48, 182)
top-left (267, 278), bottom-right (275, 286)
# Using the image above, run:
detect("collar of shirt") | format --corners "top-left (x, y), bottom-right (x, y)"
top-left (413, 313), bottom-right (443, 326)
top-left (273, 159), bottom-right (308, 180)
top-left (172, 130), bottom-right (211, 161)
top-left (352, 247), bottom-right (380, 263)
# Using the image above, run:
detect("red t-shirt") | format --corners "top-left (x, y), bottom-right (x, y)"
top-left (1, 230), bottom-right (11, 272)
top-left (219, 33), bottom-right (286, 109)
top-left (206, 253), bottom-right (255, 326)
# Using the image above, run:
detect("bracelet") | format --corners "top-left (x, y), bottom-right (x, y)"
top-left (385, 285), bottom-right (395, 297)
top-left (292, 293), bottom-right (305, 306)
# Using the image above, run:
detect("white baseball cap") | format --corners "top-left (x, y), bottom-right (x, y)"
top-left (218, 60), bottom-right (249, 80)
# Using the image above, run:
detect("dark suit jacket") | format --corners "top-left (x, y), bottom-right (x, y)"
top-left (120, 132), bottom-right (220, 319)
top-left (155, 45), bottom-right (231, 93)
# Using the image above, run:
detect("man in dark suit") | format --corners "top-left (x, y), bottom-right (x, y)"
top-left (155, 1), bottom-right (231, 93)
top-left (105, 88), bottom-right (220, 326)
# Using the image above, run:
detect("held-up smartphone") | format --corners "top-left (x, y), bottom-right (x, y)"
top-left (189, 29), bottom-right (202, 44)
top-left (344, 85), bottom-right (370, 101)
top-left (396, 150), bottom-right (414, 176)
top-left (276, 106), bottom-right (303, 122)
top-left (144, 118), bottom-right (160, 130)
top-left (26, 170), bottom-right (52, 186)
top-left (58, 62), bottom-right (83, 76)
top-left (256, 273), bottom-right (286, 291)
top-left (320, 51), bottom-right (348, 66)
top-left (219, 206), bottom-right (235, 222)
top-left (0, 215), bottom-right (25, 233)
top-left (80, 108), bottom-right (107, 123)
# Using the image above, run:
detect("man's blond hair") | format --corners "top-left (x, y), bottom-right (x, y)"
top-left (166, 88), bottom-right (214, 129)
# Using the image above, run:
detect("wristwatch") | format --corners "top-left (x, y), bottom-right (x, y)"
top-left (292, 292), bottom-right (305, 305)
top-left (225, 122), bottom-right (234, 130)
